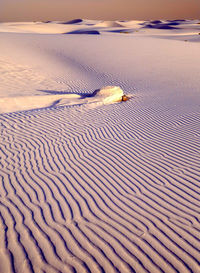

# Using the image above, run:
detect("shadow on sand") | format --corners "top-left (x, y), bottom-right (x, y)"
top-left (62, 19), bottom-right (83, 24)
top-left (64, 29), bottom-right (100, 35)
top-left (38, 89), bottom-right (101, 98)
top-left (142, 20), bottom-right (185, 30)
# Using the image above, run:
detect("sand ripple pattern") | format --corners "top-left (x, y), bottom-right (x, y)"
top-left (0, 96), bottom-right (200, 273)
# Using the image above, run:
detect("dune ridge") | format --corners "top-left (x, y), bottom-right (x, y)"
top-left (1, 19), bottom-right (200, 40)
top-left (0, 86), bottom-right (124, 113)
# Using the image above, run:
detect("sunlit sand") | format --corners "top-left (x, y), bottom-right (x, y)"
top-left (0, 19), bottom-right (200, 273)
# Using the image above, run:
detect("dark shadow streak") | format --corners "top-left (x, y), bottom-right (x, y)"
top-left (38, 89), bottom-right (101, 99)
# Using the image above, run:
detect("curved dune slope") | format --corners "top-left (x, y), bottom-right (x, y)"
top-left (63, 19), bottom-right (83, 24)
top-left (94, 21), bottom-right (124, 28)
top-left (0, 86), bottom-right (124, 113)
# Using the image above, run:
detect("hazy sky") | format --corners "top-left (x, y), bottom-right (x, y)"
top-left (0, 0), bottom-right (200, 22)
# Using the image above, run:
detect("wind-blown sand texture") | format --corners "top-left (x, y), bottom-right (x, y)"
top-left (0, 20), bottom-right (200, 273)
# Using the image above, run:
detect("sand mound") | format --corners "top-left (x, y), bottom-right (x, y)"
top-left (62, 19), bottom-right (83, 24)
top-left (92, 86), bottom-right (124, 103)
top-left (0, 86), bottom-right (124, 113)
top-left (95, 20), bottom-right (124, 28)
top-left (0, 22), bottom-right (80, 34)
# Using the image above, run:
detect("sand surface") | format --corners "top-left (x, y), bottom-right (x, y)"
top-left (0, 19), bottom-right (200, 273)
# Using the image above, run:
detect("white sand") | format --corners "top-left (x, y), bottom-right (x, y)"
top-left (0, 86), bottom-right (124, 113)
top-left (0, 20), bottom-right (200, 273)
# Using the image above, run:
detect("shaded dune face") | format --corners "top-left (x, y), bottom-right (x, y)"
top-left (144, 23), bottom-right (179, 29)
top-left (66, 29), bottom-right (100, 35)
top-left (63, 19), bottom-right (83, 24)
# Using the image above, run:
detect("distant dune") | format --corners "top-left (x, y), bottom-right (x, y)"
top-left (63, 18), bottom-right (83, 24)
top-left (66, 29), bottom-right (100, 35)
top-left (1, 19), bottom-right (200, 38)
top-left (94, 20), bottom-right (124, 27)
top-left (0, 19), bottom-right (200, 273)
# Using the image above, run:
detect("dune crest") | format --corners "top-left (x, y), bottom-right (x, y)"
top-left (0, 86), bottom-right (125, 113)
top-left (94, 21), bottom-right (124, 28)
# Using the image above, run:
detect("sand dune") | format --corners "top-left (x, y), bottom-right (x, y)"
top-left (0, 20), bottom-right (200, 273)
top-left (1, 19), bottom-right (199, 37)
top-left (63, 19), bottom-right (83, 24)
top-left (0, 86), bottom-right (124, 113)
top-left (94, 20), bottom-right (124, 28)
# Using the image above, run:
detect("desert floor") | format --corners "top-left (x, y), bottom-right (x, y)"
top-left (0, 19), bottom-right (200, 273)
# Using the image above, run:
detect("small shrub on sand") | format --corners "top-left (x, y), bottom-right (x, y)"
top-left (121, 95), bottom-right (130, 101)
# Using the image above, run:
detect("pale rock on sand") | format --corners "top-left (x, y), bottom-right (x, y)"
top-left (90, 86), bottom-right (124, 104)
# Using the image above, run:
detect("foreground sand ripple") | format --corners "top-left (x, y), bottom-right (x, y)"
top-left (0, 94), bottom-right (200, 273)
